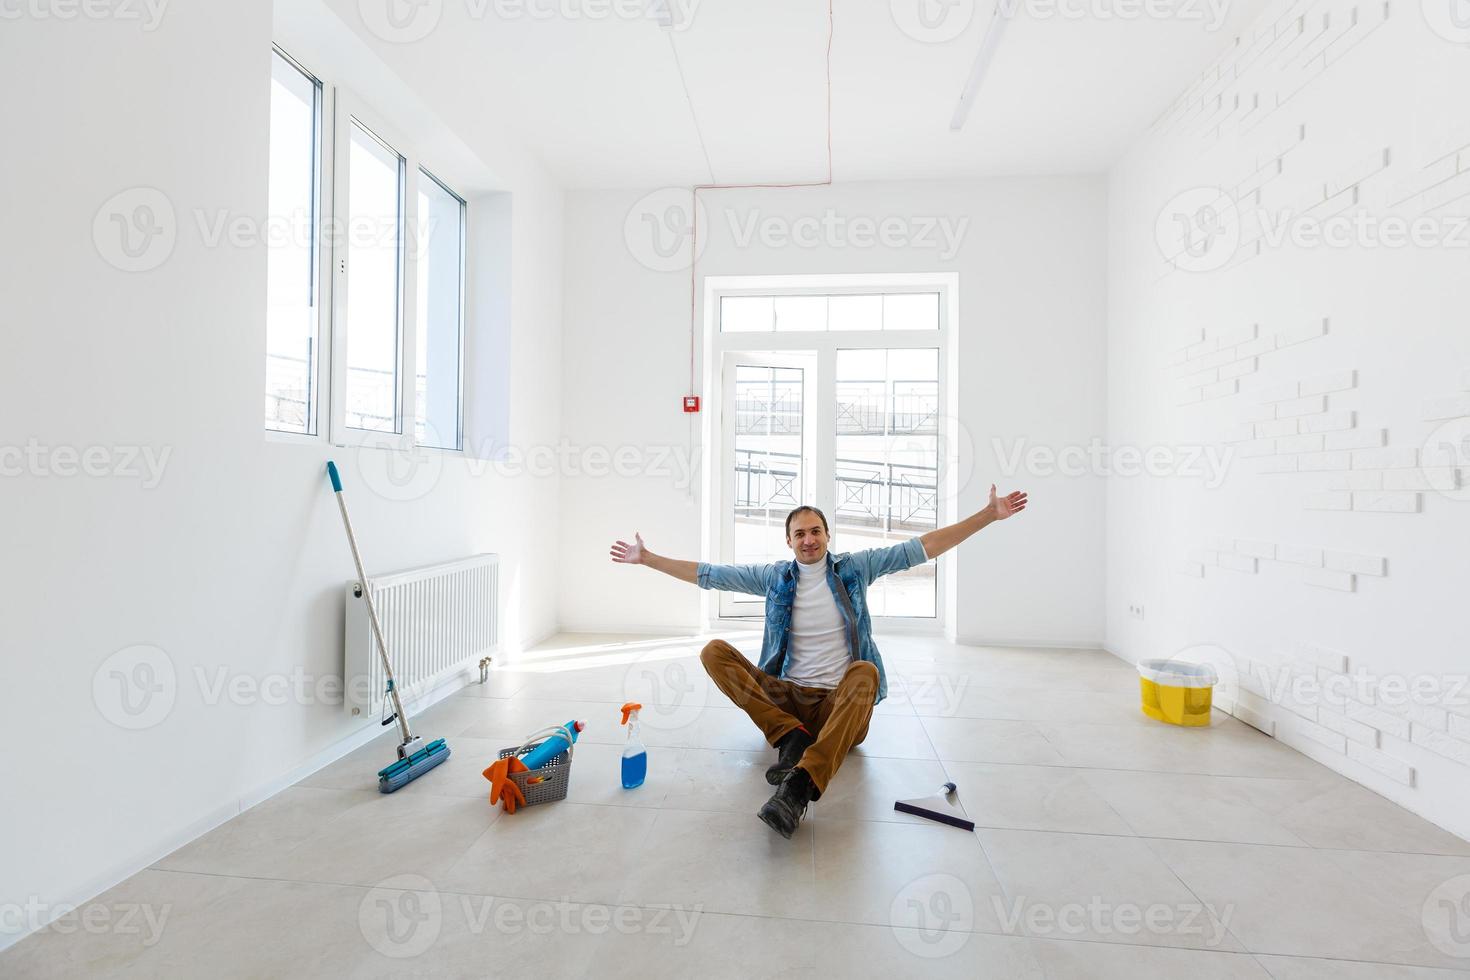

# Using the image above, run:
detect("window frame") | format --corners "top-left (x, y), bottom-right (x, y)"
top-left (329, 91), bottom-right (417, 449)
top-left (413, 166), bottom-right (468, 452)
top-left (700, 273), bottom-right (961, 636)
top-left (263, 48), bottom-right (470, 454)
top-left (264, 44), bottom-right (331, 440)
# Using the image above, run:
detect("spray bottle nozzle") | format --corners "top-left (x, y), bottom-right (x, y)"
top-left (619, 702), bottom-right (642, 725)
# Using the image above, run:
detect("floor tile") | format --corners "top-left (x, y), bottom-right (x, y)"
top-left (1079, 770), bottom-right (1312, 846)
top-left (1030, 937), bottom-right (1275, 978)
top-left (658, 746), bottom-right (776, 815)
top-left (1235, 779), bottom-right (1470, 856)
top-left (913, 682), bottom-right (1146, 725)
top-left (439, 802), bottom-right (657, 906)
top-left (615, 808), bottom-right (816, 917)
top-left (920, 716), bottom-right (1066, 765)
top-left (1149, 838), bottom-right (1470, 967)
top-left (1036, 720), bottom-right (1330, 779)
top-left (940, 761), bottom-right (1135, 835)
top-left (800, 817), bottom-right (1008, 929)
top-left (978, 828), bottom-right (1243, 951)
top-left (1254, 953), bottom-right (1470, 978)
top-left (254, 791), bottom-right (494, 888)
top-left (153, 786), bottom-right (379, 876)
top-left (588, 911), bottom-right (1045, 979)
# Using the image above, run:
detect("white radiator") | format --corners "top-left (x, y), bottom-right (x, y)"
top-left (344, 554), bottom-right (499, 719)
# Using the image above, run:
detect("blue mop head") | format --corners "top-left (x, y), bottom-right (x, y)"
top-left (378, 738), bottom-right (450, 793)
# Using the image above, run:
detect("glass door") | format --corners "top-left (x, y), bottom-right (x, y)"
top-left (832, 348), bottom-right (940, 617)
top-left (719, 353), bottom-right (817, 618)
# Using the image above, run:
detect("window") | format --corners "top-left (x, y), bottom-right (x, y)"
top-left (264, 49), bottom-right (323, 434)
top-left (414, 170), bottom-right (465, 450)
top-left (720, 292), bottom-right (940, 333)
top-left (342, 120), bottom-right (405, 434)
top-left (265, 50), bottom-right (470, 451)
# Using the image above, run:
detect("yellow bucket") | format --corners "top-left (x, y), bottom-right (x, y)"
top-left (1137, 659), bottom-right (1217, 727)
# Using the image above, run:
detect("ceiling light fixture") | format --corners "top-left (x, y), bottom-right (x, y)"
top-left (950, 3), bottom-right (1009, 131)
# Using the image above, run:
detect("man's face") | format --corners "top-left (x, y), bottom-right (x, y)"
top-left (786, 513), bottom-right (830, 564)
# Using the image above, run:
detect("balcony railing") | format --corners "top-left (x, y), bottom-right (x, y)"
top-left (733, 448), bottom-right (938, 534)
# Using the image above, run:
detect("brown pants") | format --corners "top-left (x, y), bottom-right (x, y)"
top-left (699, 638), bottom-right (877, 798)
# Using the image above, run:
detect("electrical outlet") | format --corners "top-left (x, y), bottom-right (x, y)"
top-left (1128, 603), bottom-right (1146, 620)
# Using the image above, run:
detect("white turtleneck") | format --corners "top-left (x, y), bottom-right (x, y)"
top-left (783, 557), bottom-right (852, 689)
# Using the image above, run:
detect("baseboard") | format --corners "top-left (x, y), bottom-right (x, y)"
top-left (0, 670), bottom-right (473, 955)
top-left (952, 634), bottom-right (1106, 652)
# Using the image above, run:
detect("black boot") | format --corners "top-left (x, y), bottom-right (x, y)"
top-left (758, 767), bottom-right (814, 839)
top-left (766, 727), bottom-right (815, 785)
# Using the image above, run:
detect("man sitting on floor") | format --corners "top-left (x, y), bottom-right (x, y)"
top-left (607, 484), bottom-right (1028, 838)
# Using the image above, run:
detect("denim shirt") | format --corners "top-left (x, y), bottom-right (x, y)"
top-left (695, 537), bottom-right (929, 705)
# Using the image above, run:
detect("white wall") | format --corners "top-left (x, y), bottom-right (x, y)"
top-left (1107, 0), bottom-right (1470, 838)
top-left (0, 1), bottom-right (563, 945)
top-left (559, 179), bottom-right (1108, 646)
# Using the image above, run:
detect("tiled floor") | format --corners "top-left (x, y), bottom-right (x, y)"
top-left (8, 633), bottom-right (1470, 978)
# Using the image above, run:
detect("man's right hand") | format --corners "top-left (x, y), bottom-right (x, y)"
top-left (609, 533), bottom-right (647, 565)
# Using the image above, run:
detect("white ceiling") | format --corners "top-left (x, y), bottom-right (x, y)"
top-left (334, 0), bottom-right (1267, 189)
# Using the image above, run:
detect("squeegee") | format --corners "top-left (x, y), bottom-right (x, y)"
top-left (894, 781), bottom-right (975, 832)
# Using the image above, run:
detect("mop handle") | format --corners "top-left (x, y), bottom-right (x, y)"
top-left (327, 461), bottom-right (412, 746)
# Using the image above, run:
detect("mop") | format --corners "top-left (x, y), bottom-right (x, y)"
top-left (326, 461), bottom-right (450, 793)
top-left (894, 781), bottom-right (975, 831)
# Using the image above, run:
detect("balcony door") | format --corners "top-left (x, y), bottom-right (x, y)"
top-left (717, 345), bottom-right (941, 621)
top-left (719, 353), bottom-right (817, 618)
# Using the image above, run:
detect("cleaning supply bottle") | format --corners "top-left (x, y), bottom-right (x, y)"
top-left (619, 702), bottom-right (647, 789)
top-left (520, 720), bottom-right (584, 770)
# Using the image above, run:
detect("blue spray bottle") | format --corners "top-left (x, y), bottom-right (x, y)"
top-left (619, 702), bottom-right (647, 789)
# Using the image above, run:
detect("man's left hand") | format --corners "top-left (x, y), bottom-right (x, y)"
top-left (985, 484), bottom-right (1028, 521)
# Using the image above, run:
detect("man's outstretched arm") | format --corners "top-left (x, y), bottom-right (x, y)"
top-left (609, 533), bottom-right (698, 584)
top-left (919, 484), bottom-right (1028, 560)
